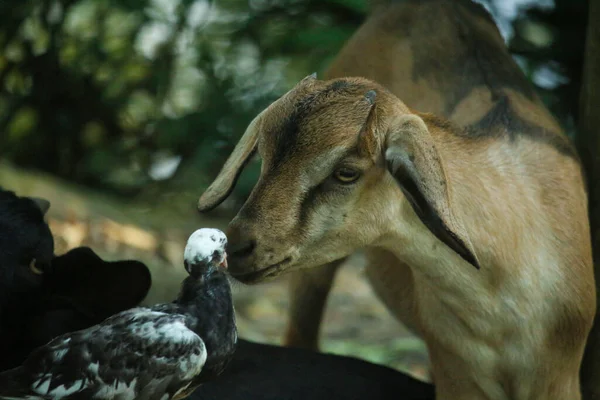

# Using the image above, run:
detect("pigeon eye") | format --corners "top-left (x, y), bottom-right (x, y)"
top-left (29, 258), bottom-right (44, 275)
top-left (211, 250), bottom-right (222, 262)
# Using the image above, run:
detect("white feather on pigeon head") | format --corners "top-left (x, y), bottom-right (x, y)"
top-left (184, 229), bottom-right (228, 273)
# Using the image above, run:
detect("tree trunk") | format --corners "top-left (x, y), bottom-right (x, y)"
top-left (577, 0), bottom-right (600, 398)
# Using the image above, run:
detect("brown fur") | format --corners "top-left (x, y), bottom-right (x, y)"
top-left (197, 1), bottom-right (595, 399)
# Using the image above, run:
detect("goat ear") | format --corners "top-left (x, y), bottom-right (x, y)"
top-left (197, 113), bottom-right (262, 212)
top-left (303, 72), bottom-right (317, 82)
top-left (358, 90), bottom-right (380, 160)
top-left (29, 197), bottom-right (51, 215)
top-left (385, 114), bottom-right (480, 269)
top-left (47, 247), bottom-right (152, 318)
top-left (197, 74), bottom-right (319, 212)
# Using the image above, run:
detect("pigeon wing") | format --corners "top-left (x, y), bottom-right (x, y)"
top-left (0, 308), bottom-right (207, 400)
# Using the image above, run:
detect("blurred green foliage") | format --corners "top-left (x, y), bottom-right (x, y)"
top-left (0, 0), bottom-right (589, 207)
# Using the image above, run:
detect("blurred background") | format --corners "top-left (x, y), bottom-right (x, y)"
top-left (0, 0), bottom-right (591, 382)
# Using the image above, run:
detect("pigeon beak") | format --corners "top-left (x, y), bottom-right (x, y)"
top-left (184, 261), bottom-right (192, 276)
top-left (219, 253), bottom-right (228, 269)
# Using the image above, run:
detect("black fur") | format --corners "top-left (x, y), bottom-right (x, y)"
top-left (0, 188), bottom-right (55, 371)
top-left (192, 338), bottom-right (435, 400)
top-left (468, 95), bottom-right (578, 158)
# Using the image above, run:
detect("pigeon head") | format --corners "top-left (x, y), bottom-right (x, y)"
top-left (184, 228), bottom-right (228, 279)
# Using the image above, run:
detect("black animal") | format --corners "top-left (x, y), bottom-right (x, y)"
top-left (0, 188), bottom-right (55, 371)
top-left (25, 246), bottom-right (152, 356)
top-left (192, 338), bottom-right (435, 400)
top-left (0, 188), bottom-right (151, 372)
top-left (0, 228), bottom-right (237, 400)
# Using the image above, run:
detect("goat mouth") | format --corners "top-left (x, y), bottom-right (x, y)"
top-left (231, 257), bottom-right (292, 284)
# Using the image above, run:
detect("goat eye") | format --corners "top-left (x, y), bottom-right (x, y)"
top-left (29, 258), bottom-right (44, 275)
top-left (333, 168), bottom-right (360, 184)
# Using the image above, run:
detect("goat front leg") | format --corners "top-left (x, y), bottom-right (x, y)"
top-left (364, 249), bottom-right (432, 380)
top-left (283, 259), bottom-right (346, 351)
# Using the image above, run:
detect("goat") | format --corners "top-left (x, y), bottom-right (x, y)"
top-left (196, 0), bottom-right (595, 399)
top-left (192, 338), bottom-right (435, 400)
top-left (0, 188), bottom-right (151, 371)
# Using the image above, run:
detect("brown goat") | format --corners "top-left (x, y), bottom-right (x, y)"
top-left (198, 1), bottom-right (595, 399)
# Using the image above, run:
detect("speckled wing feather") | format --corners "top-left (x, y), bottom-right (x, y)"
top-left (0, 308), bottom-right (207, 400)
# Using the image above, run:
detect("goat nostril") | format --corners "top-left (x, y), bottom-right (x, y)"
top-left (228, 239), bottom-right (256, 259)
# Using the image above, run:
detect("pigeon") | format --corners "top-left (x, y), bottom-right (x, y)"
top-left (0, 228), bottom-right (237, 400)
